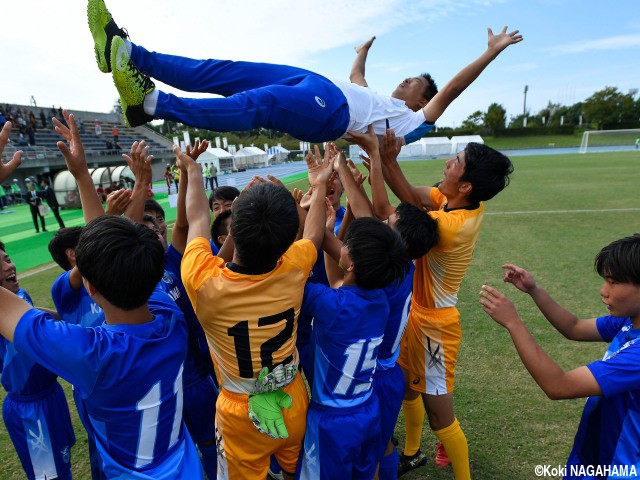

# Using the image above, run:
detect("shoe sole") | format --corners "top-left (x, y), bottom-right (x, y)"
top-left (111, 36), bottom-right (149, 127)
top-left (87, 0), bottom-right (112, 73)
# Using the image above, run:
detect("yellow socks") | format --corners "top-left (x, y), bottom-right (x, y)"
top-left (434, 418), bottom-right (470, 480)
top-left (401, 396), bottom-right (425, 456)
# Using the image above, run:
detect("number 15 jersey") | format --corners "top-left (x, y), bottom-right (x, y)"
top-left (182, 237), bottom-right (317, 394)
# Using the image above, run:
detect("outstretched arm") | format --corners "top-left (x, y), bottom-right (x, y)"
top-left (423, 26), bottom-right (522, 123)
top-left (329, 143), bottom-right (373, 218)
top-left (480, 284), bottom-right (602, 400)
top-left (0, 122), bottom-right (22, 183)
top-left (176, 146), bottom-right (210, 246)
top-left (501, 264), bottom-right (602, 341)
top-left (54, 111), bottom-right (105, 223)
top-left (349, 36), bottom-right (376, 87)
top-left (0, 287), bottom-right (32, 342)
top-left (122, 141), bottom-right (153, 222)
top-left (303, 146), bottom-right (332, 249)
top-left (173, 140), bottom-right (209, 254)
top-left (379, 129), bottom-right (433, 211)
top-left (347, 126), bottom-right (395, 220)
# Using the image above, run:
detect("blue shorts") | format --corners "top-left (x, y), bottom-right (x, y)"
top-left (183, 375), bottom-right (218, 444)
top-left (298, 396), bottom-right (380, 480)
top-left (3, 382), bottom-right (75, 480)
top-left (373, 363), bottom-right (405, 458)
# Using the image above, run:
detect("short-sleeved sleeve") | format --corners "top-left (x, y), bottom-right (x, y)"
top-left (13, 309), bottom-right (104, 394)
top-left (284, 239), bottom-right (318, 278)
top-left (50, 271), bottom-right (82, 318)
top-left (595, 315), bottom-right (627, 343)
top-left (181, 237), bottom-right (225, 307)
top-left (301, 282), bottom-right (339, 330)
top-left (588, 343), bottom-right (640, 397)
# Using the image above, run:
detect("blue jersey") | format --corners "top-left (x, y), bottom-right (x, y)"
top-left (301, 283), bottom-right (389, 408)
top-left (13, 288), bottom-right (203, 480)
top-left (566, 315), bottom-right (640, 478)
top-left (51, 271), bottom-right (104, 328)
top-left (378, 262), bottom-right (414, 369)
top-left (165, 244), bottom-right (215, 384)
top-left (300, 205), bottom-right (346, 346)
top-left (1, 289), bottom-right (60, 397)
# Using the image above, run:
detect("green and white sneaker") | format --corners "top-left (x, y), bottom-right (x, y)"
top-left (87, 0), bottom-right (128, 73)
top-left (111, 35), bottom-right (155, 127)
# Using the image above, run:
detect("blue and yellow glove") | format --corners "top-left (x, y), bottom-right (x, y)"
top-left (248, 390), bottom-right (292, 439)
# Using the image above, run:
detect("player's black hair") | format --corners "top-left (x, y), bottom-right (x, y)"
top-left (144, 198), bottom-right (165, 219)
top-left (75, 216), bottom-right (164, 310)
top-left (231, 183), bottom-right (298, 271)
top-left (460, 142), bottom-right (514, 204)
top-left (420, 73), bottom-right (439, 101)
top-left (211, 210), bottom-right (232, 249)
top-left (343, 217), bottom-right (409, 290)
top-left (595, 233), bottom-right (640, 285)
top-left (395, 203), bottom-right (439, 260)
top-left (209, 186), bottom-right (240, 212)
top-left (0, 241), bottom-right (5, 252)
top-left (48, 227), bottom-right (83, 271)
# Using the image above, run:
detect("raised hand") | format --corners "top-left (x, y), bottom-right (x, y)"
top-left (380, 128), bottom-right (402, 166)
top-left (487, 26), bottom-right (523, 54)
top-left (123, 141), bottom-right (153, 187)
top-left (105, 188), bottom-right (132, 216)
top-left (306, 145), bottom-right (332, 187)
top-left (186, 139), bottom-right (209, 161)
top-left (54, 111), bottom-right (88, 178)
top-left (325, 197), bottom-right (336, 231)
top-left (347, 125), bottom-right (379, 157)
top-left (0, 122), bottom-right (22, 183)
top-left (502, 264), bottom-right (537, 294)
top-left (347, 159), bottom-right (367, 185)
top-left (355, 36), bottom-right (376, 54)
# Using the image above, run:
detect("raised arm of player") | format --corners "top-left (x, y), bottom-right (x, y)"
top-left (501, 264), bottom-right (602, 341)
top-left (0, 287), bottom-right (32, 342)
top-left (480, 284), bottom-right (602, 400)
top-left (379, 128), bottom-right (433, 211)
top-left (176, 145), bottom-right (210, 245)
top-left (303, 146), bottom-right (331, 249)
top-left (329, 143), bottom-right (373, 218)
top-left (0, 122), bottom-right (22, 184)
top-left (122, 140), bottom-right (153, 222)
top-left (347, 125), bottom-right (396, 220)
top-left (349, 36), bottom-right (376, 87)
top-left (54, 111), bottom-right (105, 223)
top-left (172, 140), bottom-right (209, 254)
top-left (422, 26), bottom-right (523, 123)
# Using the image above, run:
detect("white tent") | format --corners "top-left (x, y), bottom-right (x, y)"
top-left (196, 147), bottom-right (234, 172)
top-left (234, 146), bottom-right (268, 170)
top-left (450, 135), bottom-right (484, 154)
top-left (420, 137), bottom-right (453, 156)
top-left (267, 145), bottom-right (290, 164)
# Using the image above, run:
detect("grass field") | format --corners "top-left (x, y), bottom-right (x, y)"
top-left (1, 150), bottom-right (639, 479)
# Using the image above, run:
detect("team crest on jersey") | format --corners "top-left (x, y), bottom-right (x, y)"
top-left (315, 96), bottom-right (326, 108)
top-left (162, 273), bottom-right (173, 285)
top-left (61, 446), bottom-right (71, 463)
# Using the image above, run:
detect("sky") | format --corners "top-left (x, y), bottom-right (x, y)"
top-left (2, 0), bottom-right (639, 129)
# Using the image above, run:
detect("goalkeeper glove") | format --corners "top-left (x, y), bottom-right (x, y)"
top-left (248, 390), bottom-right (292, 439)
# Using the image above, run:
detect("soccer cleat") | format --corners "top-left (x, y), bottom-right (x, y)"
top-left (87, 0), bottom-right (128, 73)
top-left (398, 450), bottom-right (427, 477)
top-left (435, 441), bottom-right (451, 467)
top-left (267, 468), bottom-right (285, 480)
top-left (111, 35), bottom-right (155, 127)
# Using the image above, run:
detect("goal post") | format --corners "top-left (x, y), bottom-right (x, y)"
top-left (579, 128), bottom-right (640, 154)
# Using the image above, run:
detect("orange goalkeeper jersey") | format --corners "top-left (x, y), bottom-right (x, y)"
top-left (181, 237), bottom-right (317, 394)
top-left (413, 188), bottom-right (484, 310)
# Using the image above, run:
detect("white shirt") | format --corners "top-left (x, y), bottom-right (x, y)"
top-left (332, 79), bottom-right (427, 138)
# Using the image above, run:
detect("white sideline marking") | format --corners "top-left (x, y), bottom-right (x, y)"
top-left (486, 207), bottom-right (640, 216)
